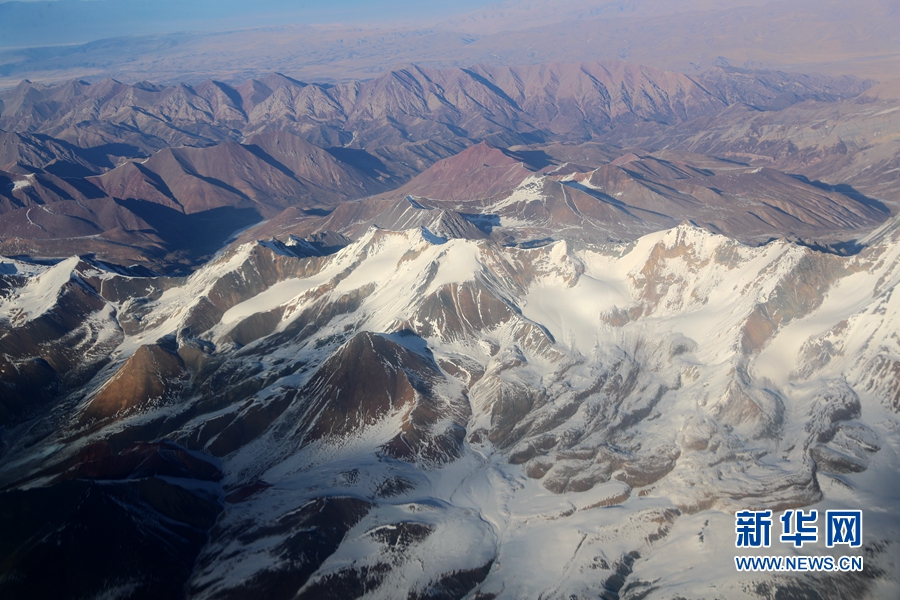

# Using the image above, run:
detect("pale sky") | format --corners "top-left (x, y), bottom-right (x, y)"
top-left (0, 0), bottom-right (502, 48)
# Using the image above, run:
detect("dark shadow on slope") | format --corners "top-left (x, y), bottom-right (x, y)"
top-left (708, 155), bottom-right (751, 166)
top-left (78, 142), bottom-right (148, 168)
top-left (759, 234), bottom-right (866, 256)
top-left (790, 175), bottom-right (891, 215)
top-left (513, 237), bottom-right (555, 249)
top-left (209, 80), bottom-right (249, 119)
top-left (132, 161), bottom-right (181, 205)
top-left (242, 143), bottom-right (302, 181)
top-left (483, 129), bottom-right (548, 147)
top-left (502, 148), bottom-right (556, 170)
top-left (24, 179), bottom-right (91, 200)
top-left (792, 238), bottom-right (866, 257)
top-left (116, 198), bottom-right (262, 261)
top-left (325, 147), bottom-right (391, 181)
top-left (82, 256), bottom-right (160, 277)
top-left (382, 328), bottom-right (439, 368)
top-left (460, 68), bottom-right (523, 109)
top-left (42, 161), bottom-right (99, 180)
top-left (302, 207), bottom-right (333, 217)
top-left (54, 175), bottom-right (107, 199)
top-left (562, 180), bottom-right (675, 221)
top-left (460, 212), bottom-right (500, 233)
top-left (0, 475), bottom-right (222, 600)
top-left (300, 230), bottom-right (351, 255)
top-left (186, 171), bottom-right (251, 202)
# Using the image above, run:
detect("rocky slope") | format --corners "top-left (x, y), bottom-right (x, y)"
top-left (0, 127), bottom-right (393, 270)
top-left (0, 61), bottom-right (869, 160)
top-left (604, 87), bottom-right (900, 212)
top-left (251, 142), bottom-right (888, 248)
top-left (0, 60), bottom-right (883, 270)
top-left (2, 215), bottom-right (899, 598)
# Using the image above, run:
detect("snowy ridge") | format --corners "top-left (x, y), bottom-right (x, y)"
top-left (2, 220), bottom-right (899, 599)
top-left (0, 256), bottom-right (80, 325)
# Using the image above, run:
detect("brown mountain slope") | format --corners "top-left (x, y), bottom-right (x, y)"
top-left (563, 156), bottom-right (888, 238)
top-left (606, 95), bottom-right (900, 210)
top-left (247, 144), bottom-right (889, 249)
top-left (0, 169), bottom-right (103, 214)
top-left (84, 135), bottom-right (389, 217)
top-left (1, 61), bottom-right (865, 162)
top-left (287, 331), bottom-right (469, 463)
top-left (467, 61), bottom-right (725, 129)
top-left (82, 344), bottom-right (187, 424)
top-left (387, 142), bottom-right (547, 202)
top-left (0, 131), bottom-right (390, 268)
top-left (0, 60), bottom-right (890, 269)
top-left (235, 61), bottom-right (730, 148)
top-left (243, 131), bottom-right (394, 197)
top-left (0, 131), bottom-right (104, 176)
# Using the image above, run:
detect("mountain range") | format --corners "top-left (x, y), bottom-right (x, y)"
top-left (3, 216), bottom-right (899, 598)
top-left (1, 40), bottom-right (900, 600)
top-left (0, 60), bottom-right (886, 269)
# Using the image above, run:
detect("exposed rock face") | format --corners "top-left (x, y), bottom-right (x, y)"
top-left (287, 331), bottom-right (469, 463)
top-left (0, 59), bottom-right (890, 270)
top-left (3, 216), bottom-right (900, 598)
top-left (88, 137), bottom-right (383, 217)
top-left (0, 61), bottom-right (729, 152)
top-left (1, 60), bottom-right (867, 162)
top-left (252, 144), bottom-right (888, 251)
top-left (611, 91), bottom-right (900, 211)
top-left (82, 343), bottom-right (187, 423)
top-left (0, 257), bottom-right (122, 427)
top-left (0, 127), bottom-right (389, 268)
top-left (696, 66), bottom-right (873, 111)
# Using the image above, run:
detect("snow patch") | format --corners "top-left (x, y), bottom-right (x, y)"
top-left (0, 256), bottom-right (79, 325)
top-left (10, 174), bottom-right (35, 191)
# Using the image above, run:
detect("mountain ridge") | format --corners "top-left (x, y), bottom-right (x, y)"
top-left (2, 219), bottom-right (899, 597)
top-left (1, 49), bottom-right (899, 599)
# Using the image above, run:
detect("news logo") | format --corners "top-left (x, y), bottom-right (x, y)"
top-left (734, 508), bottom-right (864, 572)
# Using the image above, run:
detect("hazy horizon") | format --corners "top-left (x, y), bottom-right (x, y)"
top-left (0, 0), bottom-right (502, 48)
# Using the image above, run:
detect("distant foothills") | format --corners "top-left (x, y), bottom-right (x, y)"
top-left (0, 60), bottom-right (894, 271)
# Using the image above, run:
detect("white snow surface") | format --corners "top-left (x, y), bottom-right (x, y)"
top-left (190, 224), bottom-right (900, 597)
top-left (4, 221), bottom-right (900, 599)
top-left (0, 256), bottom-right (80, 324)
top-left (9, 173), bottom-right (36, 191)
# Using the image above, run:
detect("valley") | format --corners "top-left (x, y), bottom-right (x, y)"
top-left (1, 2), bottom-right (900, 598)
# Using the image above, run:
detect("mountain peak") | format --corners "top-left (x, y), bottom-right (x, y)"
top-left (388, 142), bottom-right (549, 202)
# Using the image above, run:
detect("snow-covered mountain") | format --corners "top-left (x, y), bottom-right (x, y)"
top-left (2, 211), bottom-right (898, 598)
